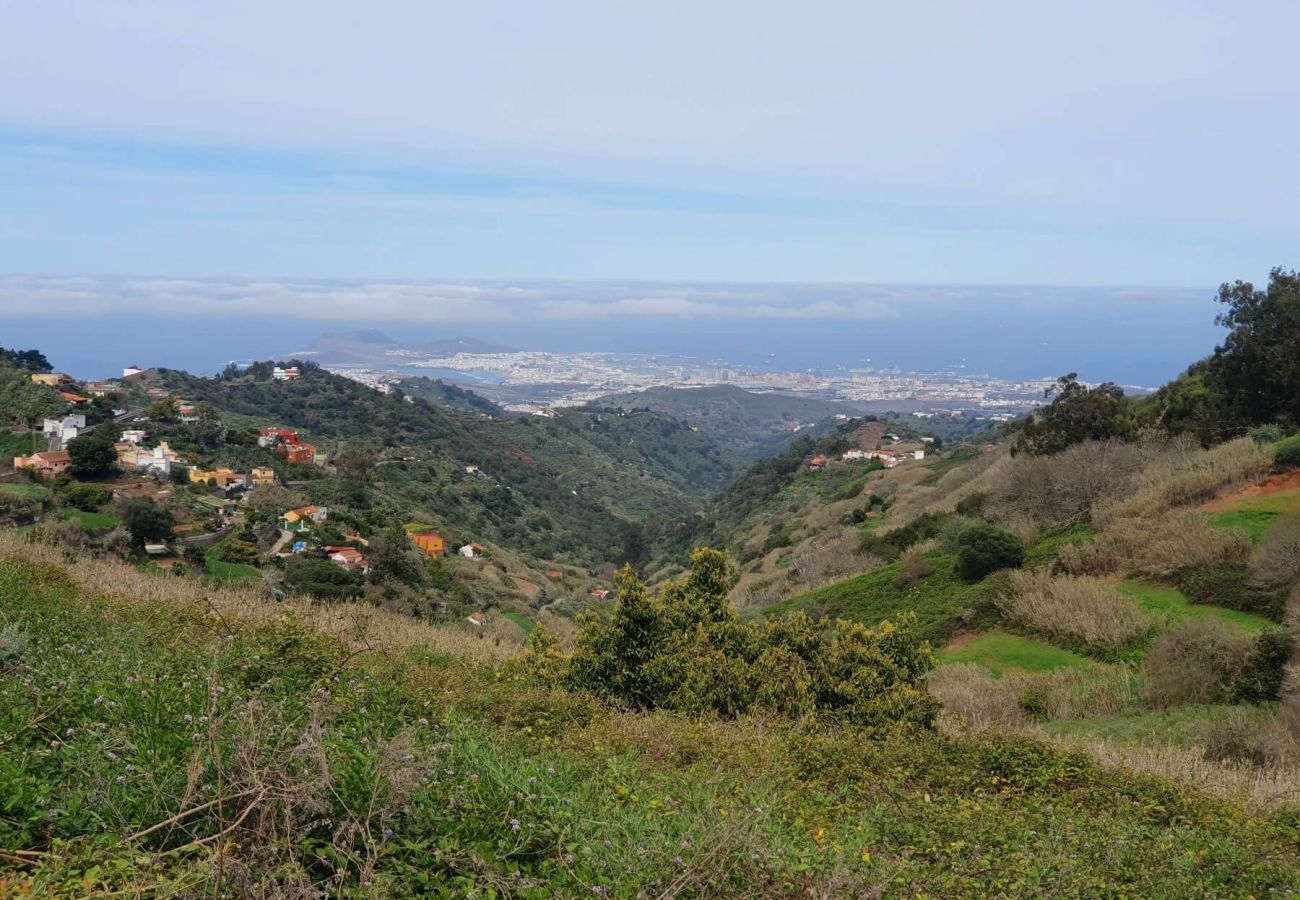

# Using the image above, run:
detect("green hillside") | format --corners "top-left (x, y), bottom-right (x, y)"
top-left (3, 543), bottom-right (1297, 896)
top-left (151, 362), bottom-right (741, 564)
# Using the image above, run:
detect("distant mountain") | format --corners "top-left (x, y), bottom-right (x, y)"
top-left (295, 332), bottom-right (516, 366)
top-left (592, 384), bottom-right (873, 462)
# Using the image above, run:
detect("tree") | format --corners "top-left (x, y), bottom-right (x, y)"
top-left (1012, 374), bottom-right (1131, 455)
top-left (64, 482), bottom-right (112, 511)
top-left (953, 522), bottom-right (1025, 581)
top-left (187, 402), bottom-right (225, 448)
top-left (121, 499), bottom-right (175, 545)
top-left (146, 395), bottom-right (180, 423)
top-left (368, 524), bottom-right (425, 586)
top-left (0, 347), bottom-right (53, 372)
top-left (66, 432), bottom-right (118, 478)
top-left (1203, 268), bottom-right (1300, 431)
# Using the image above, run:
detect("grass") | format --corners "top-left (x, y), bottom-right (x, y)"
top-left (61, 507), bottom-right (118, 531)
top-left (766, 553), bottom-right (990, 643)
top-left (918, 447), bottom-right (981, 486)
top-left (0, 482), bottom-right (49, 500)
top-left (501, 610), bottom-right (536, 637)
top-left (1210, 489), bottom-right (1300, 543)
top-left (203, 554), bottom-right (262, 582)
top-left (1043, 705), bottom-right (1274, 750)
top-left (1117, 579), bottom-right (1272, 634)
top-left (3, 544), bottom-right (1300, 895)
top-left (938, 628), bottom-right (1093, 675)
top-left (1024, 522), bottom-right (1095, 567)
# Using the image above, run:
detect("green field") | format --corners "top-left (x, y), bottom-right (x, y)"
top-left (1044, 705), bottom-right (1274, 749)
top-left (501, 610), bottom-right (536, 636)
top-left (203, 554), bottom-right (262, 582)
top-left (0, 481), bottom-right (49, 500)
top-left (1209, 489), bottom-right (1300, 543)
top-left (938, 628), bottom-right (1093, 675)
top-left (62, 507), bottom-right (119, 530)
top-left (1117, 579), bottom-right (1272, 633)
top-left (766, 553), bottom-right (989, 643)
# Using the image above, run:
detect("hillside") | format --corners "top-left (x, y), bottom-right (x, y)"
top-left (148, 362), bottom-right (740, 565)
top-left (3, 537), bottom-right (1297, 896)
top-left (593, 384), bottom-right (874, 462)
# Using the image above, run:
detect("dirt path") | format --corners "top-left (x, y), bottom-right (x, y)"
top-left (941, 630), bottom-right (980, 653)
top-left (1200, 470), bottom-right (1300, 512)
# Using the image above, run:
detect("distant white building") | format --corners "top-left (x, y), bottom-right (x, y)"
top-left (272, 366), bottom-right (301, 381)
top-left (910, 449), bottom-right (926, 460)
top-left (122, 365), bottom-right (145, 379)
top-left (119, 429), bottom-right (147, 445)
top-left (841, 449), bottom-right (869, 460)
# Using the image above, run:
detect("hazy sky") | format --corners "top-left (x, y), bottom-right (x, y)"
top-left (1, 1), bottom-right (1296, 285)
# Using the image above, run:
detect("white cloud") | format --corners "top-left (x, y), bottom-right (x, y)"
top-left (0, 275), bottom-right (1204, 325)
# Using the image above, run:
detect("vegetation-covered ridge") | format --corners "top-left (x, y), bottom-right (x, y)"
top-left (2, 537), bottom-right (1298, 896)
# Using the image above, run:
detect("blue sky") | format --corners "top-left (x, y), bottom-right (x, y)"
top-left (0, 2), bottom-right (1294, 382)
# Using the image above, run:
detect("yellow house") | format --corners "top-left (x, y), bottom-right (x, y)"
top-left (188, 468), bottom-right (246, 488)
top-left (251, 466), bottom-right (276, 485)
top-left (30, 373), bottom-right (71, 386)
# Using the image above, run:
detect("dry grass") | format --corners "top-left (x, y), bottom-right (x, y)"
top-left (1060, 735), bottom-right (1300, 813)
top-left (0, 534), bottom-right (517, 664)
top-left (1059, 508), bottom-right (1251, 578)
top-left (930, 663), bottom-right (1138, 731)
top-left (982, 440), bottom-right (1154, 529)
top-left (996, 570), bottom-right (1153, 651)
top-left (1251, 516), bottom-right (1300, 586)
top-left (1140, 619), bottom-right (1253, 710)
top-left (1094, 437), bottom-right (1272, 528)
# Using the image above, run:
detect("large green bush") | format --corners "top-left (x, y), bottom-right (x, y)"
top-left (1177, 563), bottom-right (1285, 620)
top-left (63, 482), bottom-right (112, 512)
top-left (559, 548), bottom-right (938, 728)
top-left (1273, 433), bottom-right (1300, 472)
top-left (953, 522), bottom-right (1025, 581)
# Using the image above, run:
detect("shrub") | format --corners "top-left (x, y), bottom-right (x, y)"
top-left (1232, 630), bottom-right (1295, 704)
top-left (1178, 563), bottom-right (1286, 620)
top-left (1094, 437), bottom-right (1271, 527)
top-left (120, 499), bottom-right (175, 545)
top-left (1273, 434), bottom-right (1300, 472)
top-left (893, 545), bottom-right (934, 588)
top-left (1201, 711), bottom-right (1298, 767)
top-left (284, 557), bottom-right (364, 601)
top-left (859, 512), bottom-right (948, 561)
top-left (953, 522), bottom-right (1024, 581)
top-left (997, 570), bottom-right (1153, 655)
top-left (1061, 508), bottom-right (1251, 578)
top-left (1251, 517), bottom-right (1300, 587)
top-left (562, 548), bottom-right (939, 728)
top-left (1141, 620), bottom-right (1254, 709)
top-left (64, 482), bottom-right (112, 511)
top-left (216, 538), bottom-right (261, 566)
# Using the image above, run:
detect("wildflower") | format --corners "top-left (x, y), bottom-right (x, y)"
top-left (93, 695), bottom-right (105, 706)
top-left (64, 727), bottom-right (74, 737)
top-left (564, 853), bottom-right (576, 866)
top-left (116, 775), bottom-right (126, 784)
top-left (509, 819), bottom-right (521, 833)
top-left (49, 739), bottom-right (62, 749)
top-left (106, 751), bottom-right (118, 761)
top-left (183, 713), bottom-right (193, 724)
top-left (592, 887), bottom-right (608, 898)
top-left (528, 776), bottom-right (537, 785)
top-left (418, 717), bottom-right (429, 726)
top-left (546, 767), bottom-right (556, 776)
top-left (46, 809), bottom-right (59, 819)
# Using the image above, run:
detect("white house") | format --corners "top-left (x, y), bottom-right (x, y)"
top-left (272, 366), bottom-right (301, 381)
top-left (841, 449), bottom-right (868, 461)
top-left (119, 429), bottom-right (147, 445)
top-left (910, 449), bottom-right (926, 460)
top-left (42, 414), bottom-right (87, 443)
top-left (122, 365), bottom-right (144, 379)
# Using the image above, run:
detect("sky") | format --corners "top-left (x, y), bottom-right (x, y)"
top-left (0, 1), bottom-right (1295, 379)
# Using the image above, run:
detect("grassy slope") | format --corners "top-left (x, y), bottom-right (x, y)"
top-left (1044, 705), bottom-right (1276, 749)
top-left (2, 548), bottom-right (1298, 896)
top-left (0, 430), bottom-right (39, 460)
top-left (938, 629), bottom-right (1093, 675)
top-left (765, 553), bottom-right (988, 644)
top-left (0, 482), bottom-right (49, 500)
top-left (61, 508), bottom-right (119, 530)
top-left (1209, 488), bottom-right (1300, 543)
top-left (1117, 579), bottom-right (1272, 633)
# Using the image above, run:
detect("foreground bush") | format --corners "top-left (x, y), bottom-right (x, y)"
top-left (1141, 621), bottom-right (1293, 709)
top-left (1060, 508), bottom-right (1251, 578)
top-left (1274, 434), bottom-right (1300, 472)
top-left (560, 548), bottom-right (939, 728)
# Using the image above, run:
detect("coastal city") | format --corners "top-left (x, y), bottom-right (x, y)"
top-left (318, 347), bottom-right (1075, 417)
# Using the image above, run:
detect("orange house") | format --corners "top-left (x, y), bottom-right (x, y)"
top-left (410, 531), bottom-right (446, 557)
